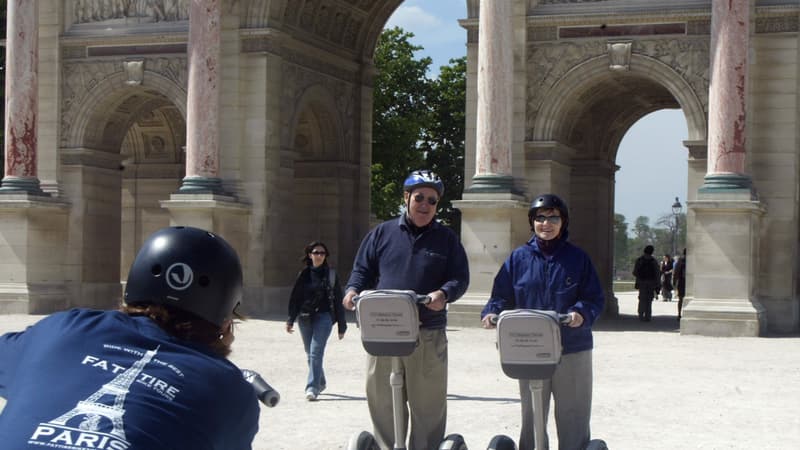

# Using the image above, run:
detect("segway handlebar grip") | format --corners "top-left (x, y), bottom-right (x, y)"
top-left (489, 312), bottom-right (572, 325)
top-left (242, 369), bottom-right (280, 407)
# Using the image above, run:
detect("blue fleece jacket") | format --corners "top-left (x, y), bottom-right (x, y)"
top-left (346, 215), bottom-right (470, 329)
top-left (482, 234), bottom-right (605, 354)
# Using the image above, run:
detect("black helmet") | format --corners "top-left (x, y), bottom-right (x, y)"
top-left (124, 226), bottom-right (243, 327)
top-left (403, 169), bottom-right (444, 197)
top-left (529, 194), bottom-right (569, 230)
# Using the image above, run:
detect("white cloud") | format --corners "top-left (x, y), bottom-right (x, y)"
top-left (386, 6), bottom-right (443, 31)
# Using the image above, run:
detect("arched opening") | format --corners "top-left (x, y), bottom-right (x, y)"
top-left (119, 101), bottom-right (186, 280)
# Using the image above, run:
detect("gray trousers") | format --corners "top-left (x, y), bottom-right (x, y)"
top-left (366, 328), bottom-right (448, 450)
top-left (518, 350), bottom-right (593, 450)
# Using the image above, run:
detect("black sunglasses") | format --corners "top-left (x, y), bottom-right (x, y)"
top-left (310, 250), bottom-right (327, 255)
top-left (533, 215), bottom-right (562, 224)
top-left (413, 193), bottom-right (439, 206)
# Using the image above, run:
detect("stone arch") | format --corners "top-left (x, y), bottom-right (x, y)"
top-left (532, 53), bottom-right (706, 147)
top-left (285, 83), bottom-right (352, 270)
top-left (65, 70), bottom-right (187, 150)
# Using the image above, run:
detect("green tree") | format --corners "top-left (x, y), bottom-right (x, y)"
top-left (420, 56), bottom-right (466, 232)
top-left (613, 213), bottom-right (629, 278)
top-left (371, 27), bottom-right (431, 220)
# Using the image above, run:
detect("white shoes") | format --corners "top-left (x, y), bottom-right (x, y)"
top-left (305, 389), bottom-right (318, 401)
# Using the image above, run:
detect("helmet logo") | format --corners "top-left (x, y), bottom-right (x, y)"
top-left (166, 263), bottom-right (194, 291)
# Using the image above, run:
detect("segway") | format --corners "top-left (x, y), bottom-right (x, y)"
top-left (487, 310), bottom-right (607, 450)
top-left (346, 290), bottom-right (468, 450)
top-left (242, 369), bottom-right (280, 408)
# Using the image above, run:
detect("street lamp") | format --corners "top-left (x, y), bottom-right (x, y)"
top-left (671, 197), bottom-right (683, 256)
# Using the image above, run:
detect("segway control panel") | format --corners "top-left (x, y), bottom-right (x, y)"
top-left (496, 309), bottom-right (563, 380)
top-left (355, 290), bottom-right (421, 356)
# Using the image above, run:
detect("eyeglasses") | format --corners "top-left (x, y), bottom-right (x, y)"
top-left (533, 215), bottom-right (562, 224)
top-left (413, 193), bottom-right (439, 206)
top-left (310, 251), bottom-right (327, 256)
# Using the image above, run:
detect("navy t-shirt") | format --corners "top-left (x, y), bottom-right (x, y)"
top-left (0, 309), bottom-right (259, 450)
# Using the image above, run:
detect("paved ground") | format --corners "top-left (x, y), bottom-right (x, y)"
top-left (1, 292), bottom-right (799, 449)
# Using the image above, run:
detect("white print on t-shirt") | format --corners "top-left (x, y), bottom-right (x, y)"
top-left (27, 346), bottom-right (163, 449)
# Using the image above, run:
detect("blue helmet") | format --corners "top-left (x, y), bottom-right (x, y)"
top-left (403, 169), bottom-right (444, 197)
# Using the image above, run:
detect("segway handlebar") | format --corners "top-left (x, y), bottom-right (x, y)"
top-left (241, 369), bottom-right (280, 407)
top-left (353, 291), bottom-right (432, 305)
top-left (487, 312), bottom-right (571, 325)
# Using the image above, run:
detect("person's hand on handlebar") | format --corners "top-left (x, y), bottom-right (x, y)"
top-left (342, 289), bottom-right (357, 311)
top-left (481, 313), bottom-right (498, 329)
top-left (425, 290), bottom-right (447, 311)
top-left (565, 311), bottom-right (584, 328)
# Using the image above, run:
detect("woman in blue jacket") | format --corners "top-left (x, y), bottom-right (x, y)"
top-left (481, 194), bottom-right (604, 450)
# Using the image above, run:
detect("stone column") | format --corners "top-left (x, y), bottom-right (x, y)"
top-left (450, 1), bottom-right (527, 326)
top-left (682, 0), bottom-right (766, 337)
top-left (702, 0), bottom-right (752, 191)
top-left (179, 0), bottom-right (224, 193)
top-left (467, 0), bottom-right (515, 192)
top-left (1, 0), bottom-right (44, 194)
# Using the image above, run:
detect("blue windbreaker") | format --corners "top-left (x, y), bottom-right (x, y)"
top-left (346, 215), bottom-right (470, 329)
top-left (481, 234), bottom-right (605, 354)
top-left (0, 309), bottom-right (259, 450)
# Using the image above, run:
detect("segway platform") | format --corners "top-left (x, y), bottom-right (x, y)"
top-left (355, 290), bottom-right (420, 357)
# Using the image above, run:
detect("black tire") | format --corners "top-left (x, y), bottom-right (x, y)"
top-left (346, 431), bottom-right (379, 450)
top-left (439, 433), bottom-right (468, 450)
top-left (486, 434), bottom-right (517, 450)
top-left (584, 439), bottom-right (608, 450)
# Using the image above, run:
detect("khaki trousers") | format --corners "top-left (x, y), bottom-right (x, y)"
top-left (366, 328), bottom-right (448, 450)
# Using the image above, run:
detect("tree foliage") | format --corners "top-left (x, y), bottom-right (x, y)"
top-left (371, 28), bottom-right (466, 231)
top-left (371, 27), bottom-right (431, 220)
top-left (614, 213), bottom-right (686, 279)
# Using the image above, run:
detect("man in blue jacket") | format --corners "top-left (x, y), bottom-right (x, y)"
top-left (0, 227), bottom-right (259, 450)
top-left (343, 170), bottom-right (469, 450)
top-left (481, 194), bottom-right (604, 450)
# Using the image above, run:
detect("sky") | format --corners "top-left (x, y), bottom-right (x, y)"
top-left (385, 0), bottom-right (690, 225)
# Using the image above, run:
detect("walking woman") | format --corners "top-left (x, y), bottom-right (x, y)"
top-left (286, 241), bottom-right (347, 401)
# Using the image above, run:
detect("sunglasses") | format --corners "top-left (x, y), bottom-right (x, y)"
top-left (533, 215), bottom-right (562, 224)
top-left (310, 251), bottom-right (327, 256)
top-left (413, 193), bottom-right (439, 206)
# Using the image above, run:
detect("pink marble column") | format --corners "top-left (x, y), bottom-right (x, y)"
top-left (707, 0), bottom-right (749, 177)
top-left (181, 0), bottom-right (222, 192)
top-left (2, 0), bottom-right (42, 193)
top-left (469, 0), bottom-right (515, 192)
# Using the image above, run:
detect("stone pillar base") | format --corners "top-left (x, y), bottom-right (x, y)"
top-left (0, 193), bottom-right (69, 314)
top-left (452, 192), bottom-right (529, 303)
top-left (681, 190), bottom-right (766, 336)
top-left (680, 298), bottom-right (766, 336)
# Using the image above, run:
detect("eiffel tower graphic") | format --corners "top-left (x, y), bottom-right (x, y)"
top-left (48, 346), bottom-right (160, 441)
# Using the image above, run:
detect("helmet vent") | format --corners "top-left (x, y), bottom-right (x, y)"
top-left (198, 275), bottom-right (211, 287)
top-left (151, 264), bottom-right (163, 276)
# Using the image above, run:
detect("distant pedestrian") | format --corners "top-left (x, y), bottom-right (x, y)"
top-left (632, 245), bottom-right (660, 321)
top-left (660, 254), bottom-right (674, 301)
top-left (286, 241), bottom-right (347, 401)
top-left (673, 248), bottom-right (687, 319)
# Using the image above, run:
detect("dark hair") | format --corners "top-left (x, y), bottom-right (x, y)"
top-left (302, 241), bottom-right (330, 266)
top-left (644, 245), bottom-right (654, 255)
top-left (120, 303), bottom-right (239, 358)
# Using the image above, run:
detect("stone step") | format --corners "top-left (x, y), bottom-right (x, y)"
top-left (446, 298), bottom-right (486, 328)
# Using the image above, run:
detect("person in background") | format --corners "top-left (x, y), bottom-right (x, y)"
top-left (0, 226), bottom-right (259, 450)
top-left (633, 245), bottom-right (660, 321)
top-left (481, 194), bottom-right (605, 450)
top-left (673, 248), bottom-right (687, 319)
top-left (286, 241), bottom-right (347, 401)
top-left (660, 254), bottom-right (674, 301)
top-left (343, 169), bottom-right (469, 450)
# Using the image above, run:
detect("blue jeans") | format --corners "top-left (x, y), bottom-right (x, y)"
top-left (298, 312), bottom-right (333, 394)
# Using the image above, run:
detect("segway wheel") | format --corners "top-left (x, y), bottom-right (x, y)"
top-left (486, 434), bottom-right (516, 450)
top-left (439, 433), bottom-right (468, 450)
top-left (346, 430), bottom-right (380, 450)
top-left (584, 439), bottom-right (608, 450)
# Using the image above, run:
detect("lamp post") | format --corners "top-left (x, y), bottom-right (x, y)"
top-left (671, 197), bottom-right (683, 256)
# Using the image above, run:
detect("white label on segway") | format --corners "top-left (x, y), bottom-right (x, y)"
top-left (357, 291), bottom-right (419, 344)
top-left (498, 313), bottom-right (561, 366)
